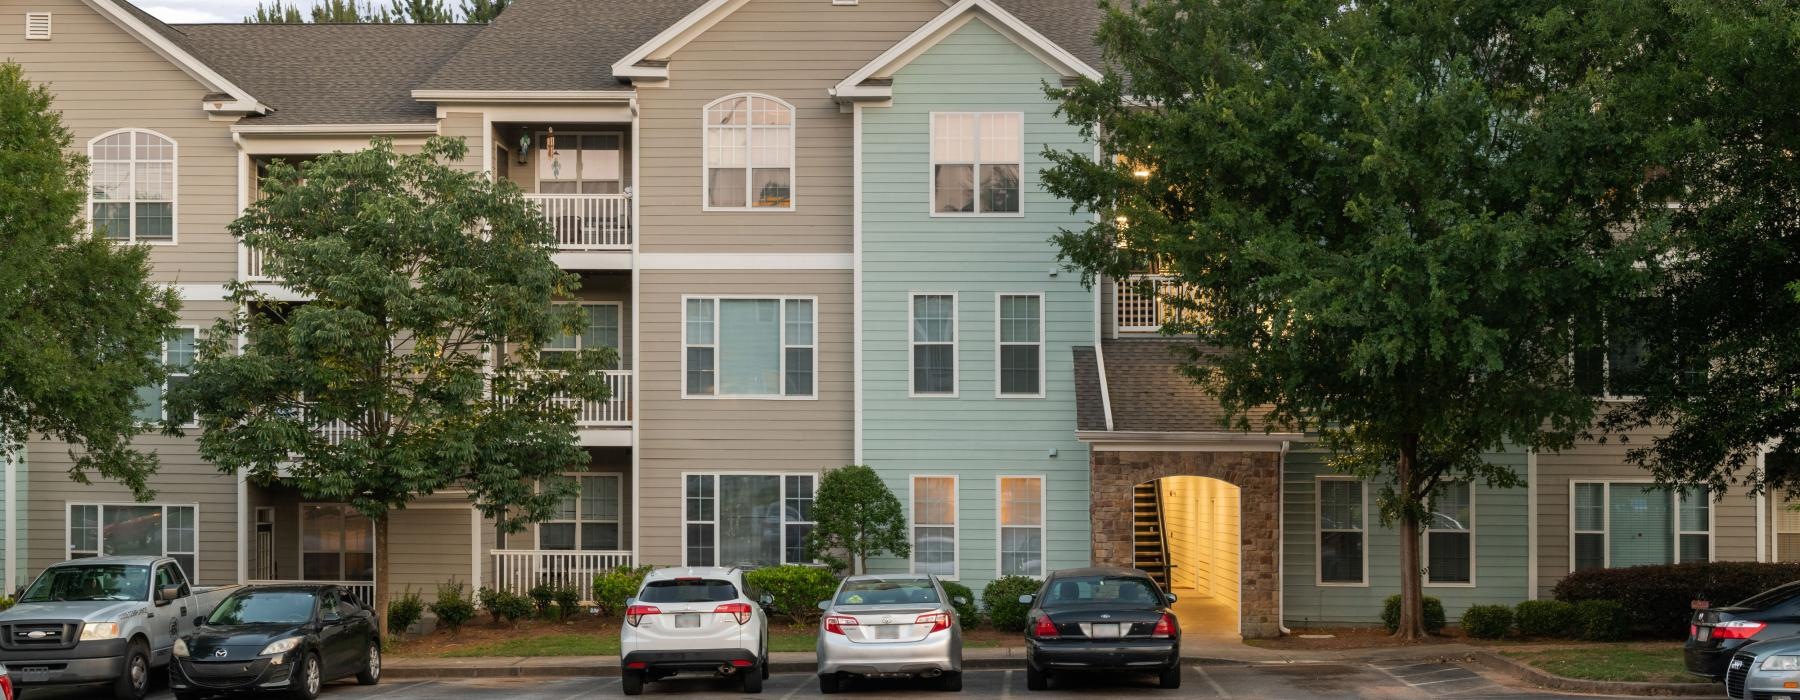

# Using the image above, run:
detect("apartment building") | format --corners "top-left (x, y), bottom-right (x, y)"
top-left (0, 0), bottom-right (1786, 639)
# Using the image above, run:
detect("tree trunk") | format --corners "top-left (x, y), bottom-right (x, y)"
top-left (1394, 435), bottom-right (1429, 640)
top-left (374, 514), bottom-right (391, 642)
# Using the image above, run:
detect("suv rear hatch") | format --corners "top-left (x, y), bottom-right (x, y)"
top-left (628, 578), bottom-right (750, 649)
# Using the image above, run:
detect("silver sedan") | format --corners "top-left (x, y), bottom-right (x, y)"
top-left (815, 574), bottom-right (965, 693)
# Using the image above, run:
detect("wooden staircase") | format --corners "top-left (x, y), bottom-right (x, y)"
top-left (1133, 481), bottom-right (1171, 590)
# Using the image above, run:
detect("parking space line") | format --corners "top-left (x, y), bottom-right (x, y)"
top-left (1001, 669), bottom-right (1014, 700)
top-left (780, 676), bottom-right (808, 700)
top-left (1195, 664), bottom-right (1231, 698)
top-left (355, 681), bottom-right (432, 698)
top-left (1396, 667), bottom-right (1474, 681)
top-left (1410, 675), bottom-right (1483, 686)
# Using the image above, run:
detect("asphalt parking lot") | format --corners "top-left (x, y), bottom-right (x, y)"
top-left (23, 662), bottom-right (1668, 699)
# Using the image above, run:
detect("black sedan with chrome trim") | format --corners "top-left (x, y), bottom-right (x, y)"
top-left (1020, 567), bottom-right (1181, 692)
top-left (168, 585), bottom-right (379, 700)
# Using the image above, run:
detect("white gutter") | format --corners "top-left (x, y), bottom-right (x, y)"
top-left (410, 90), bottom-right (637, 103)
top-left (231, 123), bottom-right (441, 135)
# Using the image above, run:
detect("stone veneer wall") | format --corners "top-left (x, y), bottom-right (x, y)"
top-left (1090, 450), bottom-right (1284, 638)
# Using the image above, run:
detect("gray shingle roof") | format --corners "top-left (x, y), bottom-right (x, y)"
top-left (1072, 346), bottom-right (1106, 431)
top-left (991, 0), bottom-right (1106, 73)
top-left (1092, 339), bottom-right (1274, 433)
top-left (415, 0), bottom-right (712, 91)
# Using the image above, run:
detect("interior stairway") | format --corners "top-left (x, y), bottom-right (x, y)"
top-left (1133, 481), bottom-right (1171, 590)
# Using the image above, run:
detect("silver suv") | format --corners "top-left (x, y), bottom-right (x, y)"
top-left (618, 567), bottom-right (769, 695)
top-left (815, 574), bottom-right (964, 693)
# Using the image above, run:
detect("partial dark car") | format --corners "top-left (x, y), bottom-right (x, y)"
top-left (168, 585), bottom-right (379, 700)
top-left (1020, 567), bottom-right (1180, 691)
top-left (1686, 581), bottom-right (1800, 680)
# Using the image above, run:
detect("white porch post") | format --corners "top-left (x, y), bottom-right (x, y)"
top-left (4, 443), bottom-right (17, 593)
top-left (237, 472), bottom-right (248, 584)
top-left (470, 506), bottom-right (482, 590)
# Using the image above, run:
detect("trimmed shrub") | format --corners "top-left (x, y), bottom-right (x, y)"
top-left (1552, 562), bottom-right (1800, 638)
top-left (428, 582), bottom-right (476, 634)
top-left (941, 580), bottom-right (980, 628)
top-left (528, 583), bottom-right (556, 618)
top-left (388, 588), bottom-right (425, 635)
top-left (1574, 599), bottom-right (1629, 641)
top-left (983, 576), bottom-right (1043, 633)
top-left (477, 587), bottom-right (505, 624)
top-left (1460, 605), bottom-right (1514, 639)
top-left (492, 591), bottom-right (534, 625)
top-left (745, 565), bottom-right (839, 626)
top-left (554, 585), bottom-right (583, 620)
top-left (0, 595), bottom-right (14, 612)
top-left (1381, 595), bottom-right (1447, 634)
top-left (592, 565), bottom-right (655, 618)
top-left (1515, 600), bottom-right (1577, 638)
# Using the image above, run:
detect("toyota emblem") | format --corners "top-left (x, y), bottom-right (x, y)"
top-left (881, 616), bottom-right (894, 625)
top-left (214, 649), bottom-right (228, 658)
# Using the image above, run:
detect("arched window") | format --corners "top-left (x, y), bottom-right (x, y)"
top-left (89, 129), bottom-right (176, 243)
top-left (703, 94), bottom-right (793, 210)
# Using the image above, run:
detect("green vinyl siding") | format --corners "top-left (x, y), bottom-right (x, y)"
top-left (858, 18), bottom-right (1095, 593)
top-left (1281, 447), bottom-right (1531, 625)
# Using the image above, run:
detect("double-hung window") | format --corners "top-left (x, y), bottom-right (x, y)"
top-left (997, 294), bottom-right (1043, 397)
top-left (69, 503), bottom-right (198, 581)
top-left (931, 113), bottom-right (1022, 214)
top-left (1424, 481), bottom-right (1473, 585)
top-left (911, 476), bottom-right (957, 577)
top-left (90, 129), bottom-right (176, 243)
top-left (1574, 314), bottom-right (1649, 398)
top-left (684, 297), bottom-right (815, 398)
top-left (704, 94), bottom-right (793, 210)
top-left (683, 474), bottom-right (815, 568)
top-left (1571, 482), bottom-right (1711, 571)
top-left (301, 504), bottom-right (374, 582)
top-left (543, 304), bottom-right (620, 368)
top-left (135, 328), bottom-right (196, 424)
top-left (540, 474), bottom-right (622, 551)
top-left (910, 294), bottom-right (956, 396)
top-left (998, 476), bottom-right (1045, 577)
top-left (1317, 478), bottom-right (1365, 585)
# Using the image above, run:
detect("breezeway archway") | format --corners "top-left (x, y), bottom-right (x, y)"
top-left (1133, 476), bottom-right (1241, 639)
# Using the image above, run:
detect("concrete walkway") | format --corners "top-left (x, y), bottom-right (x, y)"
top-left (1170, 586), bottom-right (1239, 640)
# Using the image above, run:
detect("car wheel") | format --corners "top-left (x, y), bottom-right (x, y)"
top-left (819, 673), bottom-right (841, 694)
top-left (113, 639), bottom-right (150, 700)
top-left (741, 661), bottom-right (764, 693)
top-left (1025, 665), bottom-right (1048, 691)
top-left (1158, 664), bottom-right (1182, 689)
top-left (172, 691), bottom-right (204, 700)
top-left (761, 653), bottom-right (770, 679)
top-left (356, 640), bottom-right (382, 685)
top-left (622, 670), bottom-right (644, 696)
top-left (940, 671), bottom-right (963, 692)
top-left (288, 652), bottom-right (322, 700)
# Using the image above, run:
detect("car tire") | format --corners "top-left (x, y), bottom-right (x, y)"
top-left (819, 673), bottom-right (841, 694)
top-left (940, 671), bottom-right (963, 691)
top-left (113, 639), bottom-right (150, 700)
top-left (622, 670), bottom-right (644, 696)
top-left (172, 691), bottom-right (203, 700)
top-left (741, 662), bottom-right (764, 693)
top-left (288, 652), bottom-right (322, 700)
top-left (357, 640), bottom-right (382, 685)
top-left (761, 653), bottom-right (770, 679)
top-left (1025, 665), bottom-right (1048, 691)
top-left (1158, 664), bottom-right (1182, 689)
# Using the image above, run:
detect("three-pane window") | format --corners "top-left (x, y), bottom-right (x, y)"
top-left (1317, 478), bottom-right (1365, 584)
top-left (1572, 482), bottom-right (1711, 571)
top-left (932, 113), bottom-right (1022, 214)
top-left (999, 476), bottom-right (1045, 577)
top-left (911, 476), bottom-right (957, 577)
top-left (135, 328), bottom-right (196, 424)
top-left (70, 503), bottom-right (198, 582)
top-left (997, 294), bottom-right (1043, 397)
top-left (540, 475), bottom-right (622, 551)
top-left (910, 294), bottom-right (956, 396)
top-left (90, 130), bottom-right (176, 243)
top-left (684, 297), bottom-right (814, 398)
top-left (683, 474), bottom-right (815, 568)
top-left (1424, 482), bottom-right (1473, 585)
top-left (543, 304), bottom-right (620, 368)
top-left (705, 95), bottom-right (793, 209)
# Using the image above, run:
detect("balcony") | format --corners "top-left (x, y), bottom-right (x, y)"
top-left (561, 369), bottom-right (633, 429)
top-left (490, 550), bottom-right (634, 596)
top-left (1115, 275), bottom-right (1202, 335)
top-left (525, 193), bottom-right (631, 251)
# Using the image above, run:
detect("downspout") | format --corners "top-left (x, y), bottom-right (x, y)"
top-left (4, 441), bottom-right (16, 593)
top-left (1758, 448), bottom-right (1769, 562)
top-left (852, 102), bottom-right (865, 464)
top-left (1278, 439), bottom-right (1291, 635)
top-left (1527, 449), bottom-right (1539, 599)
top-left (629, 96), bottom-right (643, 565)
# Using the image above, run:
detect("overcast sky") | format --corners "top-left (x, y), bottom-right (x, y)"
top-left (141, 1), bottom-right (269, 23)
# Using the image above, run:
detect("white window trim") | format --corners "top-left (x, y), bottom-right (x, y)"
top-left (995, 292), bottom-right (1046, 398)
top-left (545, 301), bottom-right (623, 356)
top-left (996, 475), bottom-right (1047, 580)
top-left (298, 503), bottom-right (377, 582)
top-left (909, 474), bottom-right (959, 581)
top-left (928, 111), bottom-right (1026, 218)
top-left (679, 295), bottom-right (819, 400)
top-left (678, 472), bottom-right (817, 567)
top-left (1423, 480), bottom-right (1477, 588)
top-left (141, 326), bottom-right (200, 428)
top-left (1315, 475), bottom-right (1369, 588)
top-left (700, 93), bottom-right (797, 212)
top-left (66, 502), bottom-right (201, 582)
top-left (533, 130), bottom-right (625, 195)
top-left (534, 473), bottom-right (625, 551)
top-left (86, 128), bottom-right (178, 245)
top-left (1567, 479), bottom-right (1717, 573)
top-left (908, 292), bottom-right (958, 398)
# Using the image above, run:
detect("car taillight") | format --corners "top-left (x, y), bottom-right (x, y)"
top-left (823, 615), bottom-right (858, 635)
top-left (625, 604), bottom-right (660, 627)
top-left (1152, 613), bottom-right (1177, 639)
top-left (1714, 620), bottom-right (1767, 640)
top-left (916, 612), bottom-right (951, 633)
top-left (1031, 614), bottom-right (1059, 639)
top-left (715, 602), bottom-right (754, 625)
top-left (1689, 624), bottom-right (1698, 639)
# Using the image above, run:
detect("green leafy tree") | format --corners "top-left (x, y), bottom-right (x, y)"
top-left (459, 0), bottom-right (509, 23)
top-left (0, 62), bottom-right (180, 498)
top-left (168, 136), bottom-right (613, 641)
top-left (804, 465), bottom-right (910, 575)
top-left (248, 0), bottom-right (503, 23)
top-left (1043, 1), bottom-right (1660, 638)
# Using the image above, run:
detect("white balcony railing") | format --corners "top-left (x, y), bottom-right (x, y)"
top-left (560, 370), bottom-right (632, 427)
top-left (245, 244), bottom-right (272, 280)
top-left (248, 579), bottom-right (375, 605)
top-left (525, 193), bottom-right (631, 250)
top-left (490, 550), bottom-right (634, 596)
top-left (1115, 275), bottom-right (1202, 334)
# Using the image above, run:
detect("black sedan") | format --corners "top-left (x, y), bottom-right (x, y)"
top-left (169, 584), bottom-right (380, 700)
top-left (1020, 567), bottom-right (1181, 691)
top-left (1686, 581), bottom-right (1800, 680)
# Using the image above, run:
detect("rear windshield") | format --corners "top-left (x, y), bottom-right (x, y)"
top-left (836, 579), bottom-right (940, 606)
top-left (20, 565), bottom-right (150, 603)
top-left (210, 591), bottom-right (316, 626)
top-left (639, 578), bottom-right (738, 604)
top-left (1733, 582), bottom-right (1800, 610)
top-left (1041, 576), bottom-right (1163, 608)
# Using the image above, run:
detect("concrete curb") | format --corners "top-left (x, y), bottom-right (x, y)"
top-left (1462, 650), bottom-right (1719, 697)
top-left (385, 649), bottom-right (1254, 680)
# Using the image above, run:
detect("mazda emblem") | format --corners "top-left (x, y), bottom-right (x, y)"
top-left (214, 649), bottom-right (228, 658)
top-left (1101, 614), bottom-right (1112, 620)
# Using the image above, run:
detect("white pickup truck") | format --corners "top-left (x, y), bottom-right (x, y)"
top-left (0, 556), bottom-right (238, 700)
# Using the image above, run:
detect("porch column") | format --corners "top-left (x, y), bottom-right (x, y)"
top-left (470, 506), bottom-right (482, 590)
top-left (4, 443), bottom-right (16, 593)
top-left (237, 472), bottom-right (248, 584)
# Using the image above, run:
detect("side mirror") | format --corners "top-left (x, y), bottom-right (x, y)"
top-left (156, 585), bottom-right (182, 605)
top-left (952, 596), bottom-right (969, 606)
top-left (816, 600), bottom-right (831, 611)
top-left (759, 593), bottom-right (774, 607)
top-left (624, 597), bottom-right (637, 608)
top-left (193, 615), bottom-right (208, 627)
top-left (1166, 593), bottom-right (1178, 603)
top-left (1017, 594), bottom-right (1034, 605)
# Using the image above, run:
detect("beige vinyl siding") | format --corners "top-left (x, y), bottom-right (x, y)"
top-left (1535, 426), bottom-right (1760, 598)
top-left (385, 500), bottom-right (477, 601)
top-left (635, 269), bottom-right (853, 565)
top-left (2, 0), bottom-right (241, 285)
top-left (23, 302), bottom-right (238, 585)
top-left (440, 111), bottom-right (485, 173)
top-left (634, 0), bottom-right (946, 253)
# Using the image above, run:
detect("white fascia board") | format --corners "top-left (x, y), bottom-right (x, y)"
top-left (832, 0), bottom-right (1102, 102)
top-left (83, 0), bottom-right (267, 114)
top-left (231, 123), bottom-right (441, 135)
top-left (610, 0), bottom-right (753, 81)
top-left (410, 90), bottom-right (637, 103)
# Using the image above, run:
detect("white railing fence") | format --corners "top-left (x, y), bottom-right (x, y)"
top-left (247, 579), bottom-right (376, 606)
top-left (490, 550), bottom-right (634, 596)
top-left (559, 370), bottom-right (632, 426)
top-left (525, 194), bottom-right (631, 250)
top-left (1114, 275), bottom-right (1202, 334)
top-left (244, 245), bottom-right (272, 280)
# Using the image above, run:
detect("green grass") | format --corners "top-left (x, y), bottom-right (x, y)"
top-left (430, 629), bottom-right (1001, 657)
top-left (1501, 645), bottom-right (1693, 684)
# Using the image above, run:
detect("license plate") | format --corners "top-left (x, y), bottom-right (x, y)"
top-left (1090, 623), bottom-right (1122, 639)
top-left (674, 613), bottom-right (702, 628)
top-left (874, 625), bottom-right (900, 640)
top-left (1698, 627), bottom-right (1712, 642)
top-left (18, 667), bottom-right (49, 683)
